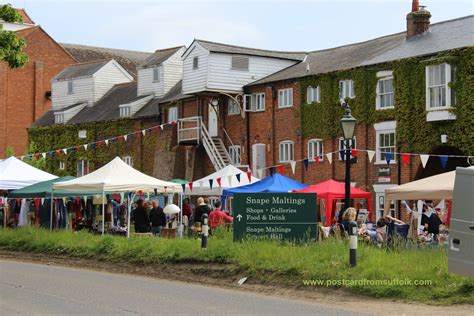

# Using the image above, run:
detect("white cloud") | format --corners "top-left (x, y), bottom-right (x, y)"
top-left (98, 2), bottom-right (263, 51)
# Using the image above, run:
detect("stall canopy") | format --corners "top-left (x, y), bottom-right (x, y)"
top-left (0, 156), bottom-right (57, 190)
top-left (294, 180), bottom-right (373, 226)
top-left (223, 173), bottom-right (308, 197)
top-left (8, 176), bottom-right (90, 198)
top-left (52, 157), bottom-right (182, 193)
top-left (383, 167), bottom-right (474, 215)
top-left (185, 165), bottom-right (259, 196)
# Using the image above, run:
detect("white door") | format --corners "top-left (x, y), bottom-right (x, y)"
top-left (208, 103), bottom-right (218, 137)
top-left (252, 143), bottom-right (266, 178)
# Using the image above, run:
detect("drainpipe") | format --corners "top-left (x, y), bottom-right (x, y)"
top-left (271, 86), bottom-right (276, 165)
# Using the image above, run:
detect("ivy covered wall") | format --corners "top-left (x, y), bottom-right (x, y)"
top-left (299, 47), bottom-right (473, 154)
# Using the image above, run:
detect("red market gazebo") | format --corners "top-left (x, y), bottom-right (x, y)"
top-left (294, 180), bottom-right (372, 226)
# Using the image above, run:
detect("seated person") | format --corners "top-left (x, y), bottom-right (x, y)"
top-left (421, 201), bottom-right (442, 238)
top-left (341, 207), bottom-right (357, 233)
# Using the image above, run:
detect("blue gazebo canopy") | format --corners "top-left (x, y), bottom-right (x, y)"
top-left (222, 174), bottom-right (309, 197)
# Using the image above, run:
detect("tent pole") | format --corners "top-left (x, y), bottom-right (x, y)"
top-left (127, 192), bottom-right (131, 238)
top-left (50, 191), bottom-right (54, 231)
top-left (179, 194), bottom-right (183, 238)
top-left (101, 188), bottom-right (105, 235)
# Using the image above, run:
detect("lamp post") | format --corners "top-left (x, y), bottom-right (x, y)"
top-left (340, 103), bottom-right (357, 222)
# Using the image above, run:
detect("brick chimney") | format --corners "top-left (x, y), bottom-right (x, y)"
top-left (406, 0), bottom-right (431, 38)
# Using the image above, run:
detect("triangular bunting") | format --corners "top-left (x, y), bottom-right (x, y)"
top-left (257, 169), bottom-right (263, 179)
top-left (75, 145), bottom-right (81, 152)
top-left (314, 156), bottom-right (320, 164)
top-left (352, 149), bottom-right (358, 157)
top-left (209, 179), bottom-right (214, 189)
top-left (216, 177), bottom-right (222, 187)
top-left (290, 161), bottom-right (296, 174)
top-left (124, 135), bottom-right (128, 141)
top-left (326, 153), bottom-right (333, 164)
top-left (141, 130), bottom-right (146, 136)
top-left (401, 153), bottom-right (410, 166)
top-left (56, 149), bottom-right (61, 157)
top-left (439, 155), bottom-right (448, 170)
top-left (339, 150), bottom-right (345, 161)
top-left (41, 153), bottom-right (46, 159)
top-left (134, 131), bottom-right (141, 138)
top-left (269, 167), bottom-right (275, 176)
top-left (90, 143), bottom-right (96, 150)
top-left (160, 124), bottom-right (164, 130)
top-left (236, 174), bottom-right (241, 183)
top-left (247, 171), bottom-right (252, 182)
top-left (181, 183), bottom-right (186, 192)
top-left (385, 152), bottom-right (393, 165)
top-left (367, 150), bottom-right (375, 163)
top-left (420, 154), bottom-right (430, 168)
top-left (188, 182), bottom-right (193, 192)
top-left (34, 153), bottom-right (39, 161)
top-left (63, 148), bottom-right (67, 155)
top-left (277, 165), bottom-right (284, 174)
top-left (303, 159), bottom-right (309, 170)
top-left (105, 139), bottom-right (109, 146)
top-left (20, 156), bottom-right (24, 161)
top-left (83, 144), bottom-right (88, 151)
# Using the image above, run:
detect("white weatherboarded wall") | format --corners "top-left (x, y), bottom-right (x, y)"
top-left (93, 61), bottom-right (133, 102)
top-left (207, 53), bottom-right (297, 92)
top-left (52, 77), bottom-right (94, 109)
top-left (137, 66), bottom-right (163, 97)
top-left (182, 43), bottom-right (209, 95)
top-left (163, 47), bottom-right (186, 94)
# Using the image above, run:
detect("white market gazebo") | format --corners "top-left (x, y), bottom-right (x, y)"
top-left (0, 156), bottom-right (57, 190)
top-left (52, 157), bottom-right (182, 236)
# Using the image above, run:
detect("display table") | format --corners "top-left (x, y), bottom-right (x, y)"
top-left (161, 228), bottom-right (176, 238)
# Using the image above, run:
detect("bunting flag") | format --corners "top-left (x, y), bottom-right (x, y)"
top-left (56, 149), bottom-right (61, 157)
top-left (48, 151), bottom-right (54, 157)
top-left (226, 175), bottom-right (232, 186)
top-left (41, 153), bottom-right (46, 159)
top-left (138, 190), bottom-right (143, 199)
top-left (111, 137), bottom-right (117, 143)
top-left (303, 158), bottom-right (309, 170)
top-left (236, 173), bottom-right (241, 183)
top-left (385, 152), bottom-right (393, 165)
top-left (20, 156), bottom-right (25, 161)
top-left (420, 154), bottom-right (430, 168)
top-left (314, 156), bottom-right (320, 165)
top-left (113, 192), bottom-right (120, 202)
top-left (439, 155), bottom-right (448, 170)
top-left (352, 149), bottom-right (359, 157)
top-left (269, 167), bottom-right (275, 176)
top-left (34, 153), bottom-right (39, 161)
top-left (401, 153), bottom-right (410, 166)
top-left (75, 145), bottom-right (81, 152)
top-left (339, 150), bottom-right (345, 161)
top-left (105, 139), bottom-right (109, 146)
top-left (124, 135), bottom-right (128, 142)
top-left (277, 165), bottom-right (284, 174)
top-left (326, 153), bottom-right (333, 164)
top-left (90, 143), bottom-right (96, 150)
top-left (257, 169), bottom-right (263, 179)
top-left (290, 161), bottom-right (296, 174)
top-left (216, 177), bottom-right (222, 187)
top-left (83, 144), bottom-right (88, 151)
top-left (134, 131), bottom-right (141, 138)
top-left (181, 183), bottom-right (186, 192)
top-left (209, 179), bottom-right (214, 189)
top-left (160, 124), bottom-right (164, 130)
top-left (188, 182), bottom-right (193, 192)
top-left (69, 147), bottom-right (75, 154)
top-left (247, 171), bottom-right (252, 182)
top-left (120, 192), bottom-right (124, 202)
top-left (367, 150), bottom-right (375, 163)
top-left (142, 129), bottom-right (146, 136)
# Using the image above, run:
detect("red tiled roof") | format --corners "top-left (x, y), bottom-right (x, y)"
top-left (15, 8), bottom-right (35, 24)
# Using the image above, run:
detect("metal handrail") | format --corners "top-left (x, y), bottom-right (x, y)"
top-left (201, 123), bottom-right (226, 170)
top-left (222, 127), bottom-right (242, 166)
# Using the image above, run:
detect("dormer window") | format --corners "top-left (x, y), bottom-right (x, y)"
top-left (67, 81), bottom-right (74, 94)
top-left (231, 56), bottom-right (249, 71)
top-left (152, 67), bottom-right (160, 82)
top-left (55, 113), bottom-right (64, 124)
top-left (120, 105), bottom-right (131, 118)
top-left (193, 57), bottom-right (199, 69)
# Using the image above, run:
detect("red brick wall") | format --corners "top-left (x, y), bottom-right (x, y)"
top-left (0, 27), bottom-right (76, 158)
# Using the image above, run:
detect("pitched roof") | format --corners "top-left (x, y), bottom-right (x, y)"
top-left (248, 15), bottom-right (474, 86)
top-left (138, 46), bottom-right (185, 69)
top-left (15, 8), bottom-right (34, 24)
top-left (31, 102), bottom-right (85, 127)
top-left (60, 43), bottom-right (152, 78)
top-left (135, 81), bottom-right (189, 118)
top-left (190, 39), bottom-right (306, 61)
top-left (52, 60), bottom-right (111, 81)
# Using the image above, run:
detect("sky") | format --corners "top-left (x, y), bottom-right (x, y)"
top-left (6, 0), bottom-right (473, 53)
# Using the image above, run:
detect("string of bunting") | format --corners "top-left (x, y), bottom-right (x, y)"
top-left (17, 121), bottom-right (177, 161)
top-left (256, 148), bottom-right (473, 178)
top-left (180, 171), bottom-right (253, 193)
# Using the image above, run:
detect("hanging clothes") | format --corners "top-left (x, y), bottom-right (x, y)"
top-left (18, 199), bottom-right (30, 227)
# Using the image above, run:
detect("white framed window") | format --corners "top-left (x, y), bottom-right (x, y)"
top-left (306, 86), bottom-right (320, 103)
top-left (278, 88), bottom-right (293, 108)
top-left (376, 193), bottom-right (396, 221)
top-left (426, 63), bottom-right (456, 110)
top-left (123, 156), bottom-right (134, 167)
top-left (152, 67), bottom-right (160, 82)
top-left (193, 56), bottom-right (199, 69)
top-left (308, 139), bottom-right (324, 161)
top-left (55, 113), bottom-right (64, 124)
top-left (119, 105), bottom-right (131, 118)
top-left (59, 161), bottom-right (65, 170)
top-left (250, 93), bottom-right (265, 112)
top-left (338, 137), bottom-right (357, 160)
top-left (374, 121), bottom-right (396, 164)
top-left (229, 145), bottom-right (241, 165)
top-left (227, 97), bottom-right (240, 115)
top-left (279, 141), bottom-right (294, 163)
top-left (231, 56), bottom-right (249, 71)
top-left (67, 81), bottom-right (74, 94)
top-left (76, 160), bottom-right (89, 177)
top-left (167, 106), bottom-right (178, 123)
top-left (376, 73), bottom-right (394, 109)
top-left (339, 79), bottom-right (354, 99)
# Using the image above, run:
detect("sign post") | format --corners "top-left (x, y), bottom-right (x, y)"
top-left (233, 193), bottom-right (317, 242)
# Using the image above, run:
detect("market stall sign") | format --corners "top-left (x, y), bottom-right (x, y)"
top-left (378, 167), bottom-right (391, 183)
top-left (233, 193), bottom-right (317, 242)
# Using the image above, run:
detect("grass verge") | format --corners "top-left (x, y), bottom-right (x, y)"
top-left (0, 227), bottom-right (472, 305)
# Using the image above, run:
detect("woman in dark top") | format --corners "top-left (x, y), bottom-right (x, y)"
top-left (194, 197), bottom-right (211, 223)
top-left (134, 199), bottom-right (150, 233)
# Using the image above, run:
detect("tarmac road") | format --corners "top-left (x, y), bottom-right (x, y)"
top-left (0, 260), bottom-right (368, 316)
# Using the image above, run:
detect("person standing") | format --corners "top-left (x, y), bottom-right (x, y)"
top-left (209, 201), bottom-right (233, 230)
top-left (149, 200), bottom-right (166, 236)
top-left (194, 197), bottom-right (211, 223)
top-left (134, 199), bottom-right (150, 233)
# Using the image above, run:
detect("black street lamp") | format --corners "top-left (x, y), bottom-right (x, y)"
top-left (340, 103), bottom-right (356, 222)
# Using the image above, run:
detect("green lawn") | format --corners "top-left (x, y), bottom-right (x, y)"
top-left (0, 227), bottom-right (472, 305)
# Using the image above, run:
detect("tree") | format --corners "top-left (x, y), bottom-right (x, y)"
top-left (0, 4), bottom-right (28, 68)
